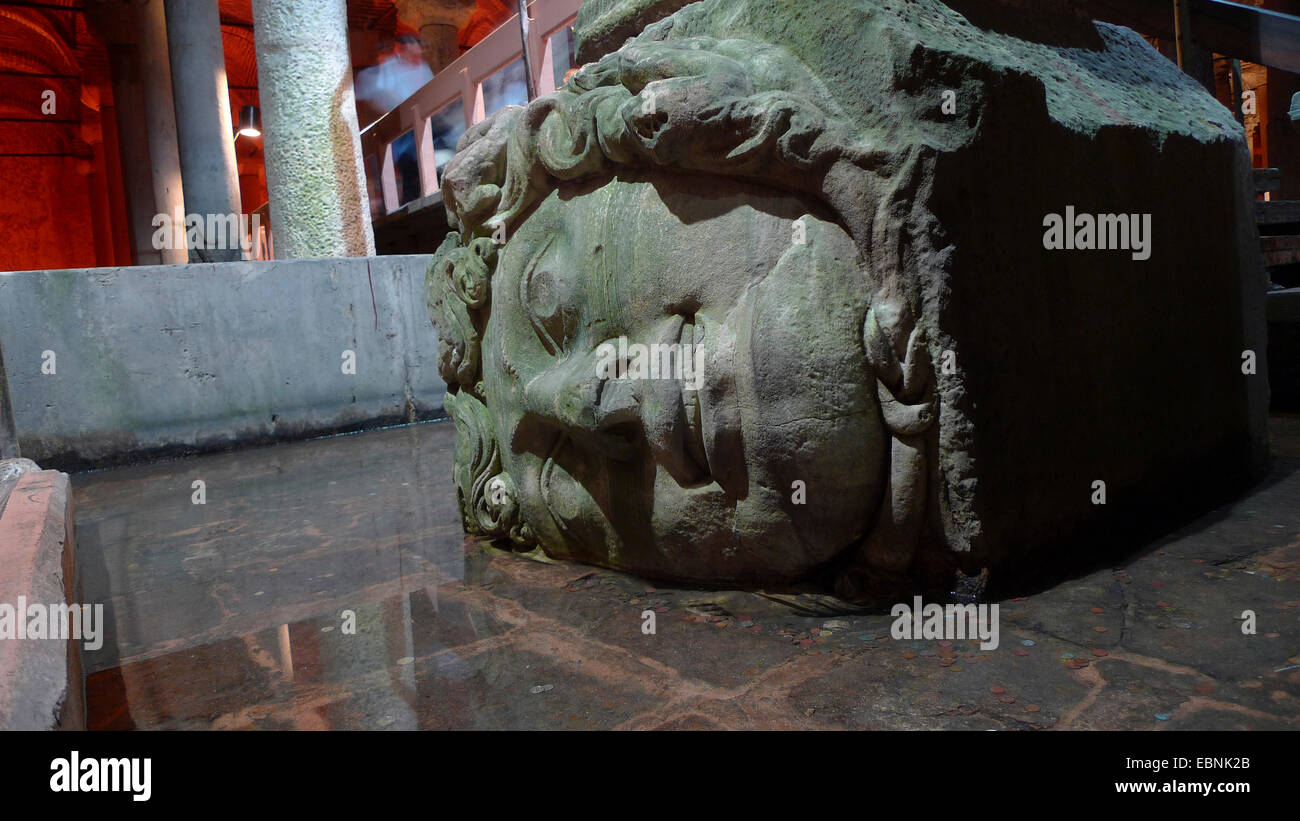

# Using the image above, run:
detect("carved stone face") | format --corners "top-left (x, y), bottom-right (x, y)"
top-left (480, 171), bottom-right (887, 583)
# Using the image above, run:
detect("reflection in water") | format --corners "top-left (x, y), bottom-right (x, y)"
top-left (85, 581), bottom-right (518, 730)
top-left (75, 420), bottom-right (798, 730)
top-left (76, 422), bottom-right (480, 729)
top-left (79, 420), bottom-right (696, 730)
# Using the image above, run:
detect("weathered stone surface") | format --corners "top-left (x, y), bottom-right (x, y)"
top-left (428, 0), bottom-right (1268, 599)
top-left (0, 458), bottom-right (40, 517)
top-left (573, 0), bottom-right (701, 63)
top-left (0, 469), bottom-right (83, 730)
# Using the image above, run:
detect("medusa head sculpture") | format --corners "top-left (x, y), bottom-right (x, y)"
top-left (427, 25), bottom-right (950, 602)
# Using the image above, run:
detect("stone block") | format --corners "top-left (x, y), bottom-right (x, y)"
top-left (426, 0), bottom-right (1268, 598)
top-left (0, 467), bottom-right (84, 730)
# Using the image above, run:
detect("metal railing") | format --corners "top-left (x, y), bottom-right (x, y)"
top-left (359, 0), bottom-right (584, 218)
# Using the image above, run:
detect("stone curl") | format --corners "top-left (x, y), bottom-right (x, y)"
top-left (438, 35), bottom-right (879, 241)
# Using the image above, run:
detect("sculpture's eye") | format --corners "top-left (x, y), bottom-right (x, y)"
top-left (520, 237), bottom-right (571, 355)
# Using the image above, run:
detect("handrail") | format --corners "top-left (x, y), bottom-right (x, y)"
top-left (360, 0), bottom-right (583, 217)
top-left (1083, 0), bottom-right (1300, 74)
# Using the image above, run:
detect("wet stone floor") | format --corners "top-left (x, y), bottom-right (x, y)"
top-left (73, 418), bottom-right (1300, 730)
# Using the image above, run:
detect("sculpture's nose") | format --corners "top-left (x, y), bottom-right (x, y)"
top-left (520, 346), bottom-right (640, 460)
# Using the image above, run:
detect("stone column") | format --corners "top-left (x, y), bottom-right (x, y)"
top-left (82, 118), bottom-right (117, 267)
top-left (105, 45), bottom-right (163, 265)
top-left (99, 98), bottom-right (134, 266)
top-left (133, 0), bottom-right (187, 264)
top-left (394, 0), bottom-right (477, 73)
top-left (251, 0), bottom-right (375, 258)
top-left (165, 0), bottom-right (243, 262)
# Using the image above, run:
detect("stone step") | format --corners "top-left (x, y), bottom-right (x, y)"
top-left (0, 466), bottom-right (83, 731)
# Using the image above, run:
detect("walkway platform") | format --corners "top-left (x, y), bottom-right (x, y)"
top-left (76, 418), bottom-right (1300, 729)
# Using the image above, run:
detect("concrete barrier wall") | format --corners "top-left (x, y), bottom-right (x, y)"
top-left (0, 255), bottom-right (445, 469)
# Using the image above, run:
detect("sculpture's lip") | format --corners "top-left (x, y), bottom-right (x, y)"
top-left (642, 315), bottom-right (711, 487)
top-left (680, 317), bottom-right (710, 480)
top-left (693, 313), bottom-right (745, 497)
